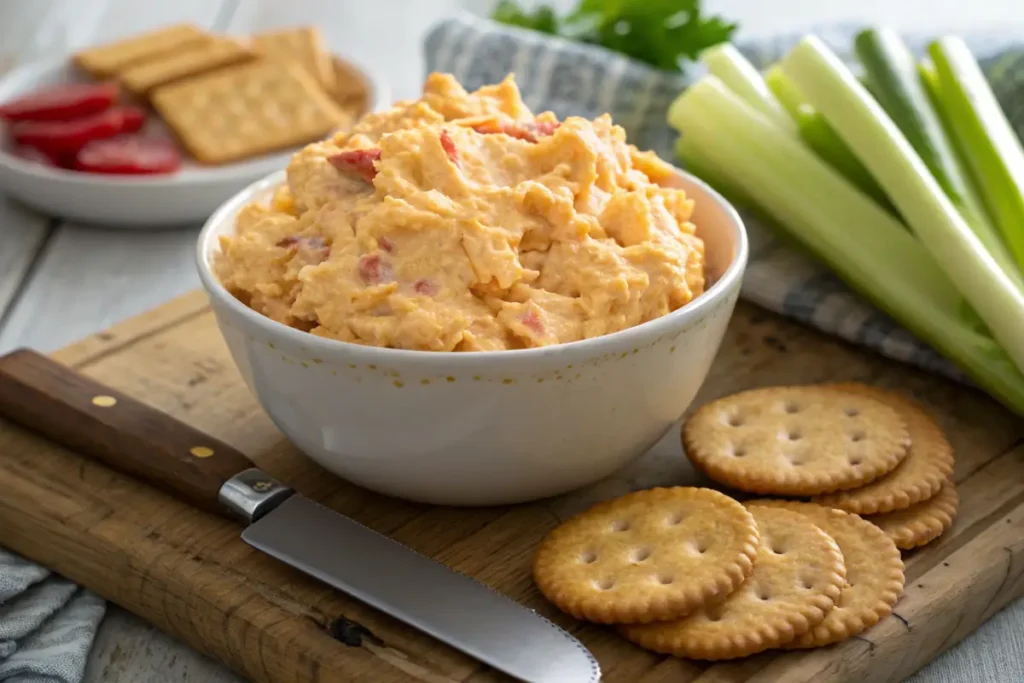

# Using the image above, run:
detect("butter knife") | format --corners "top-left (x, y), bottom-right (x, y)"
top-left (0, 349), bottom-right (600, 683)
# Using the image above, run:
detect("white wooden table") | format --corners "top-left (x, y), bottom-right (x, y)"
top-left (1, 0), bottom-right (1022, 681)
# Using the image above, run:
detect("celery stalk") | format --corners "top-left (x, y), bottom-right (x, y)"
top-left (929, 36), bottom-right (1024, 274)
top-left (795, 109), bottom-right (895, 211)
top-left (699, 44), bottom-right (795, 131)
top-left (765, 64), bottom-right (807, 120)
top-left (668, 76), bottom-right (1024, 413)
top-left (765, 64), bottom-right (893, 210)
top-left (918, 60), bottom-right (1024, 290)
top-left (854, 29), bottom-right (1021, 287)
top-left (782, 36), bottom-right (1024, 377)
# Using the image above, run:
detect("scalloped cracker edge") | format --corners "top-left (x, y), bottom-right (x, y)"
top-left (683, 385), bottom-right (909, 496)
top-left (531, 487), bottom-right (759, 624)
top-left (619, 505), bottom-right (846, 659)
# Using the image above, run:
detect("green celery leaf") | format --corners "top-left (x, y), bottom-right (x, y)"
top-left (500, 0), bottom-right (736, 72)
top-left (491, 0), bottom-right (560, 34)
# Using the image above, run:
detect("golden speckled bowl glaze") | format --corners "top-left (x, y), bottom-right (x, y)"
top-left (196, 169), bottom-right (747, 506)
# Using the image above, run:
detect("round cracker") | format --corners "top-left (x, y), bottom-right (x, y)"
top-left (866, 483), bottom-right (959, 550)
top-left (813, 384), bottom-right (954, 514)
top-left (531, 487), bottom-right (759, 624)
top-left (683, 386), bottom-right (909, 496)
top-left (619, 505), bottom-right (846, 660)
top-left (751, 500), bottom-right (905, 647)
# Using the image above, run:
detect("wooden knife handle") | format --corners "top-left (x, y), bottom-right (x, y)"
top-left (0, 348), bottom-right (257, 517)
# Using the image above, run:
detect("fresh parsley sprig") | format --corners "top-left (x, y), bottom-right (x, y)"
top-left (492, 0), bottom-right (738, 73)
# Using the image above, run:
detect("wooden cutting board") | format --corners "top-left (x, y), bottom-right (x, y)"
top-left (1, 290), bottom-right (1022, 683)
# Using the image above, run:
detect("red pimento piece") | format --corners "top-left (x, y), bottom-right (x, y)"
top-left (10, 145), bottom-right (63, 168)
top-left (358, 253), bottom-right (394, 285)
top-left (0, 82), bottom-right (119, 122)
top-left (73, 136), bottom-right (182, 175)
top-left (12, 107), bottom-right (129, 154)
top-left (119, 106), bottom-right (147, 134)
top-left (276, 235), bottom-right (330, 263)
top-left (378, 236), bottom-right (395, 253)
top-left (329, 148), bottom-right (381, 182)
top-left (470, 119), bottom-right (560, 143)
top-left (413, 278), bottom-right (437, 296)
top-left (439, 129), bottom-right (459, 166)
top-left (522, 309), bottom-right (545, 336)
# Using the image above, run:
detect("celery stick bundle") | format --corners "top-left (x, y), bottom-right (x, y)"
top-left (670, 32), bottom-right (1024, 414)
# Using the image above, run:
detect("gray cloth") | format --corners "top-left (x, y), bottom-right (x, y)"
top-left (0, 550), bottom-right (104, 683)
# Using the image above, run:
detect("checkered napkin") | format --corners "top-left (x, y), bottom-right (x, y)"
top-left (424, 14), bottom-right (1024, 385)
top-left (0, 549), bottom-right (104, 683)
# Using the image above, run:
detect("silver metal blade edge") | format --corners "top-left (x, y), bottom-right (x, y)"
top-left (242, 495), bottom-right (600, 683)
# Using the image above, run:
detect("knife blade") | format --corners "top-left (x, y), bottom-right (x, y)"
top-left (0, 348), bottom-right (600, 683)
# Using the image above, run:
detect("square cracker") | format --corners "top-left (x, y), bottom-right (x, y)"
top-left (330, 57), bottom-right (369, 113)
top-left (73, 23), bottom-right (211, 78)
top-left (150, 59), bottom-right (352, 165)
top-left (251, 26), bottom-right (334, 91)
top-left (119, 37), bottom-right (255, 96)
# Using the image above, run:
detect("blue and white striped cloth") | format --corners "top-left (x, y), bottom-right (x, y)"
top-left (425, 14), bottom-right (1024, 385)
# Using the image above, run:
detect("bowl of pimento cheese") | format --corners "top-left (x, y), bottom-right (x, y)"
top-left (196, 72), bottom-right (747, 506)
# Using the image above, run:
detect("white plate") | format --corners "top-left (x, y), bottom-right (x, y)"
top-left (0, 56), bottom-right (389, 227)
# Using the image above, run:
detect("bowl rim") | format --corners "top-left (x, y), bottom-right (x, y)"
top-left (196, 166), bottom-right (748, 363)
top-left (0, 54), bottom-right (390, 188)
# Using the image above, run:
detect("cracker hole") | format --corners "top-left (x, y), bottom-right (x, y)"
top-left (731, 446), bottom-right (747, 458)
top-left (851, 430), bottom-right (866, 442)
top-left (783, 401), bottom-right (800, 414)
top-left (632, 548), bottom-right (651, 563)
top-left (667, 512), bottom-right (685, 525)
top-left (801, 578), bottom-right (814, 590)
top-left (656, 575), bottom-right (674, 585)
top-left (849, 456), bottom-right (863, 466)
top-left (758, 588), bottom-right (771, 601)
top-left (595, 578), bottom-right (615, 591)
top-left (772, 546), bottom-right (786, 555)
top-left (707, 611), bottom-right (723, 622)
top-left (726, 413), bottom-right (744, 427)
top-left (844, 407), bottom-right (860, 417)
top-left (610, 520), bottom-right (630, 532)
top-left (580, 552), bottom-right (597, 564)
top-left (786, 429), bottom-right (802, 441)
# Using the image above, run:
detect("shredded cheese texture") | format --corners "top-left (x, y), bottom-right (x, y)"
top-left (215, 72), bottom-right (705, 351)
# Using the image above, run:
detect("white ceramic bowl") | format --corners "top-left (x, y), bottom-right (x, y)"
top-left (197, 169), bottom-right (748, 506)
top-left (0, 57), bottom-right (388, 227)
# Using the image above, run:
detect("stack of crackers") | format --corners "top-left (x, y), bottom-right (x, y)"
top-left (532, 383), bottom-right (956, 660)
top-left (71, 23), bottom-right (366, 165)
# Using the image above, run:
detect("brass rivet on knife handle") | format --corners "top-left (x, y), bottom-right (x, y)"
top-left (0, 348), bottom-right (259, 518)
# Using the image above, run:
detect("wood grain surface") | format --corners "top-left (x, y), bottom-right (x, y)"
top-left (0, 290), bottom-right (1020, 683)
top-left (0, 349), bottom-right (257, 515)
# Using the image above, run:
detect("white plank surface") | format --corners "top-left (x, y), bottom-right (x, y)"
top-left (0, 0), bottom-right (1022, 682)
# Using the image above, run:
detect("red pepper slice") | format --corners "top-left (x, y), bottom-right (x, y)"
top-left (440, 129), bottom-right (459, 166)
top-left (0, 82), bottom-right (119, 122)
top-left (329, 148), bottom-right (381, 182)
top-left (11, 107), bottom-right (128, 154)
top-left (119, 106), bottom-right (147, 134)
top-left (73, 136), bottom-right (182, 175)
